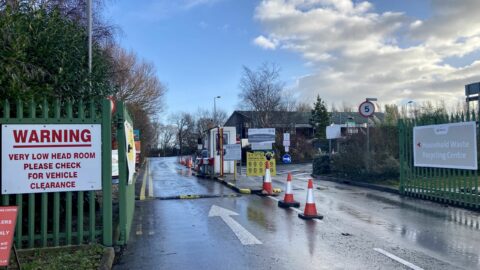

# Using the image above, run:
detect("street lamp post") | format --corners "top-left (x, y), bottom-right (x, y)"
top-left (407, 100), bottom-right (414, 119)
top-left (214, 96), bottom-right (221, 126)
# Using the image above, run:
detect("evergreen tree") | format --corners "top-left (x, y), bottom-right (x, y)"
top-left (310, 95), bottom-right (330, 139)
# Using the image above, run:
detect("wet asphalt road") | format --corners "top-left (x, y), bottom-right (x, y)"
top-left (114, 157), bottom-right (480, 270)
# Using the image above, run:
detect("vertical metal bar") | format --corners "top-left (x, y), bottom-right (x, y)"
top-left (470, 113), bottom-right (476, 207)
top-left (13, 100), bottom-right (23, 247)
top-left (28, 99), bottom-right (36, 248)
top-left (117, 102), bottom-right (127, 244)
top-left (399, 120), bottom-right (405, 194)
top-left (77, 100), bottom-right (85, 244)
top-left (66, 100), bottom-right (73, 245)
top-left (89, 100), bottom-right (96, 242)
top-left (2, 100), bottom-right (11, 205)
top-left (404, 120), bottom-right (413, 196)
top-left (53, 99), bottom-right (61, 246)
top-left (40, 99), bottom-right (49, 247)
top-left (15, 194), bottom-right (22, 248)
top-left (102, 99), bottom-right (113, 246)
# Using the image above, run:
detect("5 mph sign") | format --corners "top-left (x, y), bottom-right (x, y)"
top-left (359, 101), bottom-right (375, 117)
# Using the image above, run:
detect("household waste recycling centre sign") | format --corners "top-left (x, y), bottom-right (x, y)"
top-left (1, 124), bottom-right (102, 194)
top-left (413, 121), bottom-right (477, 170)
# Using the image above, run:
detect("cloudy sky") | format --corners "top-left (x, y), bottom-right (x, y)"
top-left (105, 0), bottom-right (480, 118)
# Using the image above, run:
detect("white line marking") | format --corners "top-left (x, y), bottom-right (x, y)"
top-left (374, 248), bottom-right (424, 270)
top-left (208, 205), bottom-right (262, 245)
top-left (148, 168), bottom-right (154, 198)
top-left (293, 172), bottom-right (310, 176)
top-left (139, 161), bottom-right (149, 200)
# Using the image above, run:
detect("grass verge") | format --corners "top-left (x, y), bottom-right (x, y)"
top-left (10, 244), bottom-right (105, 270)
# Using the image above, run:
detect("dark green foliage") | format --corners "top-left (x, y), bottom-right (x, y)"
top-left (313, 154), bottom-right (330, 175)
top-left (0, 4), bottom-right (113, 101)
top-left (330, 126), bottom-right (399, 180)
top-left (309, 95), bottom-right (330, 140)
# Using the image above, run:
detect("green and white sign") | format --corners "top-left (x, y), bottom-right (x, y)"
top-left (414, 121), bottom-right (477, 170)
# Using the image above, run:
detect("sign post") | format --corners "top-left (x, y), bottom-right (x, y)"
top-left (0, 206), bottom-right (18, 267)
top-left (283, 133), bottom-right (290, 153)
top-left (224, 144), bottom-right (241, 181)
top-left (359, 98), bottom-right (376, 172)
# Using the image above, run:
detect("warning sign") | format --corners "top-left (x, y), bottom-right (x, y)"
top-left (246, 152), bottom-right (276, 176)
top-left (0, 206), bottom-right (17, 267)
top-left (1, 124), bottom-right (102, 194)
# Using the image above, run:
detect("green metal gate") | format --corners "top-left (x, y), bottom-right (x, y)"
top-left (399, 113), bottom-right (479, 209)
top-left (114, 101), bottom-right (136, 245)
top-left (0, 98), bottom-right (113, 248)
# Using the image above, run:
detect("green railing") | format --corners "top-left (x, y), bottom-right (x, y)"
top-left (0, 98), bottom-right (113, 248)
top-left (399, 112), bottom-right (479, 209)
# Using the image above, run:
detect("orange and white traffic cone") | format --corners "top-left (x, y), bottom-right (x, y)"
top-left (278, 172), bottom-right (300, 208)
top-left (261, 160), bottom-right (274, 196)
top-left (298, 179), bottom-right (323, 220)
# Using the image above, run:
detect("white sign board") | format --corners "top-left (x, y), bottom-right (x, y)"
top-left (251, 142), bottom-right (272, 150)
top-left (326, 125), bottom-right (342, 139)
top-left (112, 150), bottom-right (119, 178)
top-left (414, 122), bottom-right (477, 170)
top-left (248, 128), bottom-right (275, 143)
top-left (283, 133), bottom-right (290, 146)
top-left (1, 124), bottom-right (102, 194)
top-left (223, 144), bottom-right (241, 161)
top-left (124, 121), bottom-right (136, 185)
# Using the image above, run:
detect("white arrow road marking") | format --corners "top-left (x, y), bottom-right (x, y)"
top-left (374, 248), bottom-right (424, 270)
top-left (208, 205), bottom-right (262, 245)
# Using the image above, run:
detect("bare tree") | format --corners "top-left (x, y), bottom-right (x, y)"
top-left (109, 45), bottom-right (167, 115)
top-left (171, 112), bottom-right (195, 155)
top-left (296, 102), bottom-right (312, 112)
top-left (238, 62), bottom-right (284, 127)
top-left (158, 124), bottom-right (177, 156)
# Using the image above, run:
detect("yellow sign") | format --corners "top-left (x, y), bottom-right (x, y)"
top-left (246, 152), bottom-right (276, 176)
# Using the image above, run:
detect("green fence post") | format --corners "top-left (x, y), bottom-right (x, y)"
top-left (2, 100), bottom-right (10, 206)
top-left (89, 99), bottom-right (96, 242)
top-left (102, 99), bottom-right (113, 246)
top-left (399, 119), bottom-right (405, 194)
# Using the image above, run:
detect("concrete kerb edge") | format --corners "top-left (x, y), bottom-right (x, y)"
top-left (99, 247), bottom-right (115, 270)
top-left (214, 176), bottom-right (254, 194)
top-left (311, 174), bottom-right (399, 195)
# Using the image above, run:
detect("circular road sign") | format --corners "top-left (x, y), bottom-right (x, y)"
top-left (358, 101), bottom-right (375, 118)
top-left (282, 154), bottom-right (292, 164)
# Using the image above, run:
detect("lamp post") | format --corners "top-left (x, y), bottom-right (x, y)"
top-left (214, 96), bottom-right (221, 126)
top-left (407, 100), bottom-right (414, 119)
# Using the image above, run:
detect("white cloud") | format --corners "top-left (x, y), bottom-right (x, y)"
top-left (254, 0), bottom-right (480, 109)
top-left (253, 35), bottom-right (278, 50)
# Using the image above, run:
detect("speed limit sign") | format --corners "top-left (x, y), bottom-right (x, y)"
top-left (359, 101), bottom-right (375, 117)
